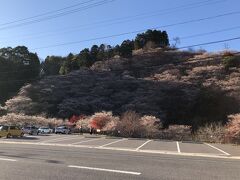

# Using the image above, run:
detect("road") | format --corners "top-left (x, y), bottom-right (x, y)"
top-left (0, 135), bottom-right (239, 180)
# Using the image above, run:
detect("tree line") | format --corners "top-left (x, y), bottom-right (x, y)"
top-left (42, 29), bottom-right (170, 75)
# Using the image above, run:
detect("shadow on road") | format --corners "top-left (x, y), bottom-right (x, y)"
top-left (8, 136), bottom-right (39, 140)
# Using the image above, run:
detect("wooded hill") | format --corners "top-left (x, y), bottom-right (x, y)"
top-left (4, 49), bottom-right (240, 130)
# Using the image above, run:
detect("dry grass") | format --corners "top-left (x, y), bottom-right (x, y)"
top-left (226, 114), bottom-right (240, 143)
top-left (194, 123), bottom-right (226, 143)
top-left (158, 125), bottom-right (192, 141)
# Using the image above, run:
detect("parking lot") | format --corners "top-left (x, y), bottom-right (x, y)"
top-left (0, 134), bottom-right (239, 159)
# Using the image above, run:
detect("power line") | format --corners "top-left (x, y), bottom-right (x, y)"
top-left (0, 0), bottom-right (114, 31)
top-left (0, 0), bottom-right (226, 41)
top-left (0, 0), bottom-right (97, 27)
top-left (31, 10), bottom-right (240, 50)
top-left (178, 37), bottom-right (240, 49)
top-left (179, 26), bottom-right (240, 40)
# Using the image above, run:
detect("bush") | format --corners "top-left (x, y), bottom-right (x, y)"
top-left (222, 56), bottom-right (240, 69)
top-left (158, 125), bottom-right (192, 141)
top-left (116, 111), bottom-right (143, 138)
top-left (76, 116), bottom-right (91, 132)
top-left (226, 114), bottom-right (240, 143)
top-left (140, 115), bottom-right (162, 138)
top-left (191, 87), bottom-right (239, 131)
top-left (194, 123), bottom-right (225, 143)
top-left (90, 111), bottom-right (119, 133)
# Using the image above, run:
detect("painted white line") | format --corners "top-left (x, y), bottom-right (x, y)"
top-left (204, 143), bottom-right (230, 156)
top-left (0, 158), bottom-right (17, 162)
top-left (71, 138), bottom-right (101, 145)
top-left (0, 141), bottom-right (239, 160)
top-left (176, 141), bottom-right (181, 153)
top-left (41, 136), bottom-right (82, 143)
top-left (136, 140), bottom-right (152, 151)
top-left (68, 165), bottom-right (141, 175)
top-left (52, 137), bottom-right (85, 143)
top-left (99, 139), bottom-right (126, 148)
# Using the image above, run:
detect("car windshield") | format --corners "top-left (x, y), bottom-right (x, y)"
top-left (0, 126), bottom-right (8, 131)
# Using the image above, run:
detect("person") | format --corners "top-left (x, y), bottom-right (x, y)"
top-left (79, 125), bottom-right (83, 135)
top-left (90, 127), bottom-right (93, 135)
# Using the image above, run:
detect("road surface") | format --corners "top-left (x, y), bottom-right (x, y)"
top-left (0, 134), bottom-right (239, 180)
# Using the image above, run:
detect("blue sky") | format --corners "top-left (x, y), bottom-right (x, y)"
top-left (0, 0), bottom-right (239, 59)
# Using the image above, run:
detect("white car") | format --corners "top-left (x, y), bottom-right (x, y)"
top-left (38, 127), bottom-right (53, 134)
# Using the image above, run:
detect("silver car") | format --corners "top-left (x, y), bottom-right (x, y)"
top-left (55, 126), bottom-right (70, 134)
top-left (22, 126), bottom-right (39, 135)
top-left (38, 127), bottom-right (53, 134)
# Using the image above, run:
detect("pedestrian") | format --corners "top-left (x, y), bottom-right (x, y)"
top-left (79, 125), bottom-right (83, 135)
top-left (90, 127), bottom-right (93, 135)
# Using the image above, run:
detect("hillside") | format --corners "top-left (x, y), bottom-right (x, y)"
top-left (4, 49), bottom-right (240, 129)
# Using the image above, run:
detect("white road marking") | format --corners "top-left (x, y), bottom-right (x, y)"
top-left (41, 136), bottom-right (82, 143)
top-left (0, 158), bottom-right (17, 162)
top-left (204, 143), bottom-right (230, 156)
top-left (71, 138), bottom-right (101, 145)
top-left (0, 141), bottom-right (238, 160)
top-left (99, 139), bottom-right (126, 148)
top-left (136, 140), bottom-right (152, 151)
top-left (68, 165), bottom-right (141, 175)
top-left (176, 141), bottom-right (181, 153)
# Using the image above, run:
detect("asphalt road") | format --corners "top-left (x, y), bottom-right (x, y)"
top-left (0, 135), bottom-right (239, 180)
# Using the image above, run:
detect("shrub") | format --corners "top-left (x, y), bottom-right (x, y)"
top-left (191, 87), bottom-right (239, 131)
top-left (116, 111), bottom-right (143, 138)
top-left (140, 115), bottom-right (162, 138)
top-left (76, 116), bottom-right (91, 132)
top-left (194, 123), bottom-right (225, 143)
top-left (158, 125), bottom-right (192, 141)
top-left (222, 56), bottom-right (240, 69)
top-left (226, 114), bottom-right (240, 143)
top-left (102, 117), bottom-right (119, 133)
top-left (90, 111), bottom-right (118, 131)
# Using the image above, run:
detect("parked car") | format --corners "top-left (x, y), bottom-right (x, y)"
top-left (38, 127), bottom-right (53, 134)
top-left (55, 126), bottom-right (71, 134)
top-left (0, 125), bottom-right (24, 138)
top-left (22, 126), bottom-right (39, 135)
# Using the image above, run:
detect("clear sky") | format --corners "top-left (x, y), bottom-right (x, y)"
top-left (0, 0), bottom-right (239, 59)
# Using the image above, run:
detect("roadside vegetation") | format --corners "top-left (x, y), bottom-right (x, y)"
top-left (1, 111), bottom-right (239, 144)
